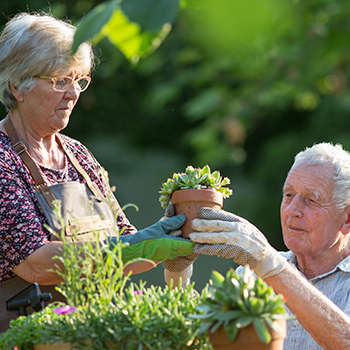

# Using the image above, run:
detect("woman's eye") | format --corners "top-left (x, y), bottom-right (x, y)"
top-left (56, 78), bottom-right (69, 88)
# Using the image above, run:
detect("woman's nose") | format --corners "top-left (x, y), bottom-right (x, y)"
top-left (64, 82), bottom-right (80, 99)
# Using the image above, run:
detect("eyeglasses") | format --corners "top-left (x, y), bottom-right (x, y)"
top-left (34, 75), bottom-right (91, 92)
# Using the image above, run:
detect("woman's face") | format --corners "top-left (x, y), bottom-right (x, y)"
top-left (14, 74), bottom-right (81, 136)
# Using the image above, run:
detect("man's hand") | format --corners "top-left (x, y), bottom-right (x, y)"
top-left (189, 208), bottom-right (287, 279)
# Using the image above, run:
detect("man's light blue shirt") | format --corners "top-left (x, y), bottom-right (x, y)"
top-left (280, 251), bottom-right (350, 350)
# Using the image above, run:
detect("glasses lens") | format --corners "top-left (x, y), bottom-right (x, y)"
top-left (54, 77), bottom-right (72, 92)
top-left (52, 76), bottom-right (90, 92)
top-left (77, 78), bottom-right (90, 91)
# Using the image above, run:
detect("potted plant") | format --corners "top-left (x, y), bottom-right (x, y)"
top-left (159, 165), bottom-right (233, 237)
top-left (192, 266), bottom-right (292, 350)
top-left (0, 202), bottom-right (212, 350)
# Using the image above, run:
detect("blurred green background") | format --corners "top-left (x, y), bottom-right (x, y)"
top-left (1, 0), bottom-right (350, 290)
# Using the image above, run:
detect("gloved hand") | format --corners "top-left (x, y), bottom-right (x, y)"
top-left (189, 207), bottom-right (287, 279)
top-left (106, 215), bottom-right (194, 264)
top-left (161, 204), bottom-right (198, 288)
top-left (161, 205), bottom-right (242, 287)
top-left (163, 253), bottom-right (199, 288)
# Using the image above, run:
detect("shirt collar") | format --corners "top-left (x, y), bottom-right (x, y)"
top-left (280, 250), bottom-right (350, 279)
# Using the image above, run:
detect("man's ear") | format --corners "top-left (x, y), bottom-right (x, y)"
top-left (341, 207), bottom-right (350, 235)
top-left (10, 84), bottom-right (24, 102)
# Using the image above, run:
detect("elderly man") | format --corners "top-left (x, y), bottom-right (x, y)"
top-left (189, 142), bottom-right (350, 349)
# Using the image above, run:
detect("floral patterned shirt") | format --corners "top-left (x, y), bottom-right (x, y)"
top-left (0, 131), bottom-right (137, 283)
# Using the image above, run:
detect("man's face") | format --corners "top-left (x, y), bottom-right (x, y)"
top-left (280, 163), bottom-right (348, 259)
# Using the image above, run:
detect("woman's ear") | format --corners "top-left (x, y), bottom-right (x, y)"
top-left (10, 84), bottom-right (24, 102)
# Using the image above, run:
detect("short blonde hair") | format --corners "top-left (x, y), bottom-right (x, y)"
top-left (0, 12), bottom-right (94, 110)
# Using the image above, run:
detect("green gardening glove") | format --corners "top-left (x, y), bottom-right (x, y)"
top-left (106, 215), bottom-right (194, 263)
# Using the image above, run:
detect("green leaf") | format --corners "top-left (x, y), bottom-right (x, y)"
top-left (263, 298), bottom-right (282, 313)
top-left (221, 177), bottom-right (231, 186)
top-left (211, 271), bottom-right (225, 288)
top-left (253, 318), bottom-right (271, 344)
top-left (226, 324), bottom-right (239, 342)
top-left (216, 310), bottom-right (244, 321)
top-left (235, 315), bottom-right (253, 328)
top-left (210, 320), bottom-right (224, 333)
top-left (198, 321), bottom-right (213, 334)
top-left (121, 203), bottom-right (139, 212)
top-left (107, 8), bottom-right (172, 63)
top-left (105, 9), bottom-right (142, 60)
top-left (121, 0), bottom-right (180, 32)
top-left (73, 0), bottom-right (119, 51)
top-left (249, 297), bottom-right (265, 315)
top-left (201, 164), bottom-right (211, 175)
top-left (221, 188), bottom-right (233, 198)
top-left (185, 165), bottom-right (195, 174)
top-left (211, 171), bottom-right (220, 180)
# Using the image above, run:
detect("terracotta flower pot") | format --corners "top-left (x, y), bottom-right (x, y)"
top-left (209, 320), bottom-right (286, 350)
top-left (172, 188), bottom-right (223, 238)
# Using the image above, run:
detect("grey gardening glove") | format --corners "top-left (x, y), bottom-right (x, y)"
top-left (162, 204), bottom-right (199, 288)
top-left (162, 205), bottom-right (248, 287)
top-left (189, 207), bottom-right (287, 279)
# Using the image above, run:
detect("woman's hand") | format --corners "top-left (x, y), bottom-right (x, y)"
top-left (107, 215), bottom-right (195, 263)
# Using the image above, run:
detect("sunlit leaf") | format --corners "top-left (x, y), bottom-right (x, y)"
top-left (73, 0), bottom-right (119, 51)
top-left (211, 271), bottom-right (225, 288)
top-left (106, 9), bottom-right (172, 63)
top-left (121, 0), bottom-right (180, 31)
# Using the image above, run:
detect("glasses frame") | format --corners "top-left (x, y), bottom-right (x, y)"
top-left (34, 75), bottom-right (91, 92)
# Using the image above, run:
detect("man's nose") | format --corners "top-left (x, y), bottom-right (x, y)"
top-left (285, 195), bottom-right (304, 217)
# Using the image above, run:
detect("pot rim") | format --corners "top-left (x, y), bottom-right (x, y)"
top-left (172, 188), bottom-right (223, 207)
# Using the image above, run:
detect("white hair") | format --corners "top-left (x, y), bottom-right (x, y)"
top-left (0, 12), bottom-right (94, 110)
top-left (291, 142), bottom-right (350, 211)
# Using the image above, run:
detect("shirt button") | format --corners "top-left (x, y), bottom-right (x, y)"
top-left (294, 320), bottom-right (300, 327)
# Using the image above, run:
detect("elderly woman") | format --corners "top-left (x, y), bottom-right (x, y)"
top-left (0, 12), bottom-right (195, 332)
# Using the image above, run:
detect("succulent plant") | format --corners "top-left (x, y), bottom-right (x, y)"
top-left (159, 165), bottom-right (233, 209)
top-left (192, 266), bottom-right (292, 344)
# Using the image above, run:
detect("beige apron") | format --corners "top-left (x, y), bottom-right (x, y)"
top-left (0, 116), bottom-right (116, 333)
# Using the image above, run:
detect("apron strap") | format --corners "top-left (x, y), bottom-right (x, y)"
top-left (3, 116), bottom-right (57, 207)
top-left (3, 116), bottom-right (104, 207)
top-left (56, 135), bottom-right (104, 201)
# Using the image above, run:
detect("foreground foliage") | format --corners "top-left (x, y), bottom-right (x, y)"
top-left (192, 267), bottom-right (291, 344)
top-left (0, 201), bottom-right (211, 350)
top-left (0, 282), bottom-right (211, 350)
